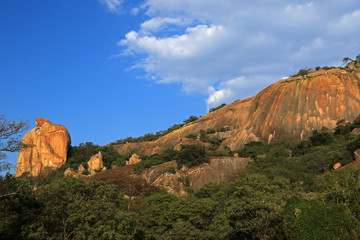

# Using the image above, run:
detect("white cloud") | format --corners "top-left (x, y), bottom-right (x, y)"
top-left (99, 0), bottom-right (122, 14)
top-left (139, 17), bottom-right (186, 34)
top-left (117, 0), bottom-right (360, 108)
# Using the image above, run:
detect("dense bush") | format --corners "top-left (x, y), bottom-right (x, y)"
top-left (280, 197), bottom-right (360, 240)
top-left (209, 103), bottom-right (226, 113)
top-left (185, 133), bottom-right (197, 139)
top-left (176, 144), bottom-right (209, 168)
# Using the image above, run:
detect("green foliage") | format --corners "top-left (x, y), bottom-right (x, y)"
top-left (176, 144), bottom-right (209, 168)
top-left (145, 192), bottom-right (179, 205)
top-left (318, 168), bottom-right (360, 216)
top-left (66, 142), bottom-right (123, 170)
top-left (177, 176), bottom-right (190, 186)
top-left (183, 115), bottom-right (199, 124)
top-left (280, 197), bottom-right (360, 240)
top-left (185, 133), bottom-right (197, 139)
top-left (5, 113), bottom-right (360, 239)
top-left (206, 128), bottom-right (216, 134)
top-left (219, 126), bottom-right (230, 132)
top-left (346, 134), bottom-right (360, 157)
top-left (113, 115), bottom-right (199, 145)
top-left (209, 103), bottom-right (226, 113)
top-left (0, 174), bottom-right (40, 239)
top-left (309, 127), bottom-right (333, 146)
top-left (290, 67), bottom-right (313, 77)
top-left (237, 141), bottom-right (270, 159)
top-left (163, 167), bottom-right (176, 174)
top-left (133, 149), bottom-right (178, 173)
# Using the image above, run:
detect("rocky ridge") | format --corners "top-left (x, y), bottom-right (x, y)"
top-left (114, 67), bottom-right (360, 155)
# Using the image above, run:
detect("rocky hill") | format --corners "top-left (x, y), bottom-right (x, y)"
top-left (114, 65), bottom-right (360, 155)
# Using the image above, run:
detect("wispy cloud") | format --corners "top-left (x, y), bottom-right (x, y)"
top-left (99, 0), bottom-right (123, 14)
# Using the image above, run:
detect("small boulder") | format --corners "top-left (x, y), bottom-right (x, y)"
top-left (126, 154), bottom-right (142, 165)
top-left (333, 162), bottom-right (341, 170)
top-left (78, 164), bottom-right (85, 173)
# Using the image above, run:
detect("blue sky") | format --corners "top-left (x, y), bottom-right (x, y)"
top-left (1, 0), bottom-right (360, 173)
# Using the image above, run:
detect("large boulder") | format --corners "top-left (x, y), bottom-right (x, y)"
top-left (87, 151), bottom-right (104, 173)
top-left (16, 118), bottom-right (71, 176)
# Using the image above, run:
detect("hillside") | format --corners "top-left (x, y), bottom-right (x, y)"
top-left (114, 65), bottom-right (360, 155)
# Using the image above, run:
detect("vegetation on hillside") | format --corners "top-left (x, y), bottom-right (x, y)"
top-left (209, 103), bottom-right (226, 113)
top-left (290, 53), bottom-right (360, 78)
top-left (3, 116), bottom-right (360, 239)
top-left (111, 115), bottom-right (199, 145)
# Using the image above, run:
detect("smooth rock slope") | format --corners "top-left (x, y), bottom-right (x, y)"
top-left (114, 67), bottom-right (360, 155)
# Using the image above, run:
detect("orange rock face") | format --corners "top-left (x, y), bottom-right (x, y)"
top-left (114, 67), bottom-right (360, 155)
top-left (87, 151), bottom-right (104, 171)
top-left (141, 156), bottom-right (252, 197)
top-left (16, 118), bottom-right (71, 176)
top-left (126, 154), bottom-right (142, 165)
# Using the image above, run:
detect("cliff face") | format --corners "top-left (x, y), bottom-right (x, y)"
top-left (114, 67), bottom-right (360, 155)
top-left (16, 118), bottom-right (71, 176)
top-left (93, 156), bottom-right (251, 197)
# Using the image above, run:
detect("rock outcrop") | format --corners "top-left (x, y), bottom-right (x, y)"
top-left (141, 156), bottom-right (252, 197)
top-left (126, 154), bottom-right (142, 165)
top-left (88, 151), bottom-right (104, 171)
top-left (16, 118), bottom-right (71, 176)
top-left (114, 67), bottom-right (360, 155)
top-left (93, 156), bottom-right (251, 197)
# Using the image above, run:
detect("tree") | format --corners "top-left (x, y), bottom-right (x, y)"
top-left (343, 57), bottom-right (353, 65)
top-left (356, 54), bottom-right (360, 63)
top-left (176, 144), bottom-right (209, 168)
top-left (0, 115), bottom-right (29, 171)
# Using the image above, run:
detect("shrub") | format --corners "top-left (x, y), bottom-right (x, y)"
top-left (206, 128), bottom-right (216, 134)
top-left (145, 192), bottom-right (179, 205)
top-left (280, 197), bottom-right (360, 240)
top-left (177, 176), bottom-right (190, 186)
top-left (209, 103), bottom-right (226, 113)
top-left (176, 144), bottom-right (209, 168)
top-left (164, 167), bottom-right (176, 174)
top-left (183, 115), bottom-right (199, 124)
top-left (185, 133), bottom-right (197, 140)
top-left (219, 126), bottom-right (230, 132)
top-left (290, 68), bottom-right (313, 77)
top-left (309, 127), bottom-right (333, 146)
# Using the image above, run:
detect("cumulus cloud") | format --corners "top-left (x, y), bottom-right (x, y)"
top-left (117, 0), bottom-right (360, 108)
top-left (99, 0), bottom-right (122, 14)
